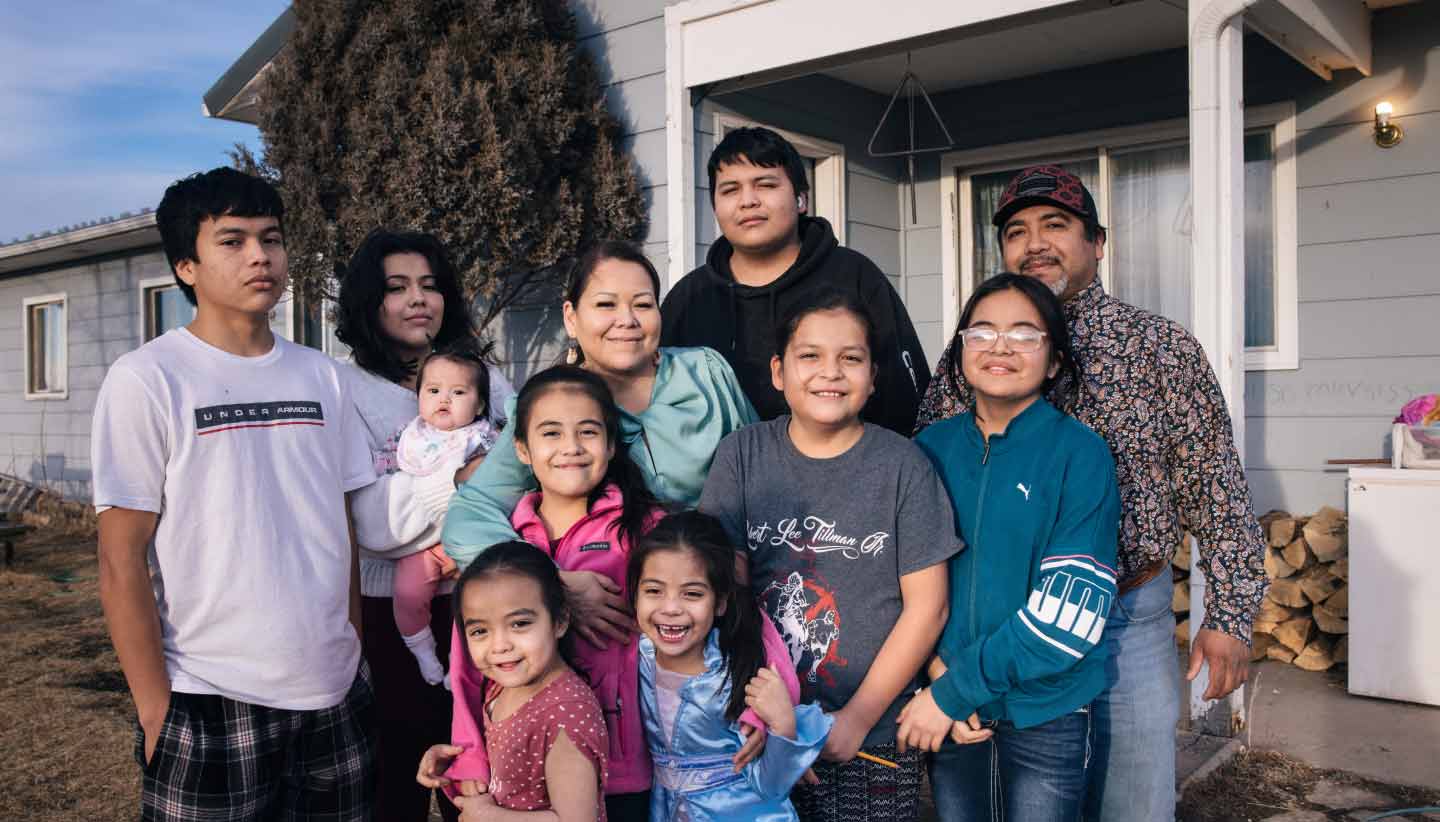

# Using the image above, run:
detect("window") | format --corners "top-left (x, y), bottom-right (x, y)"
top-left (23, 294), bottom-right (67, 399)
top-left (713, 114), bottom-right (847, 243)
top-left (942, 102), bottom-right (1297, 371)
top-left (139, 277), bottom-right (195, 342)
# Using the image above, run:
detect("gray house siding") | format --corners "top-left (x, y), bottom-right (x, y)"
top-left (0, 250), bottom-right (169, 500)
top-left (890, 8), bottom-right (1439, 516)
top-left (552, 0), bottom-right (1439, 520)
top-left (1247, 4), bottom-right (1440, 513)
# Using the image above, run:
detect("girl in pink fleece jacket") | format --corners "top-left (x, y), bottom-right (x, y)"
top-left (442, 366), bottom-right (797, 819)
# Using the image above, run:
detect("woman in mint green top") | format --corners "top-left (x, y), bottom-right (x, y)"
top-left (443, 241), bottom-right (757, 646)
top-left (898, 273), bottom-right (1119, 822)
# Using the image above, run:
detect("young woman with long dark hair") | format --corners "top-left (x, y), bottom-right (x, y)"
top-left (336, 228), bottom-right (514, 822)
top-left (443, 240), bottom-right (757, 650)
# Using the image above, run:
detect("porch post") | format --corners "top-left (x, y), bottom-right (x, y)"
top-left (663, 7), bottom-right (697, 294)
top-left (1187, 0), bottom-right (1255, 736)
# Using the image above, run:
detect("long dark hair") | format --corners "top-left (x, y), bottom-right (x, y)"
top-left (452, 540), bottom-right (574, 663)
top-left (513, 365), bottom-right (662, 544)
top-left (949, 272), bottom-right (1081, 408)
top-left (627, 511), bottom-right (765, 721)
top-left (337, 229), bottom-right (479, 384)
top-left (561, 240), bottom-right (662, 367)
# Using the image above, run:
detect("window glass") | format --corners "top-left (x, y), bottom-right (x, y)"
top-left (1243, 132), bottom-right (1275, 348)
top-left (26, 300), bottom-right (65, 394)
top-left (969, 134), bottom-right (1277, 346)
top-left (1109, 141), bottom-right (1193, 327)
top-left (145, 284), bottom-right (195, 341)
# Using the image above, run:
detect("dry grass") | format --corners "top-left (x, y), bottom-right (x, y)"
top-left (5, 527), bottom-right (1437, 822)
top-left (0, 529), bottom-right (137, 820)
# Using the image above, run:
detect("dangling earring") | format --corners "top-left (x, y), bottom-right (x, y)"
top-left (565, 342), bottom-right (579, 365)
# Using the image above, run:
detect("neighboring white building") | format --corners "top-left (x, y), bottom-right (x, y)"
top-left (0, 213), bottom-right (328, 501)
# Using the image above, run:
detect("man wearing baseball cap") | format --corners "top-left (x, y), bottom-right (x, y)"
top-left (916, 165), bottom-right (1267, 822)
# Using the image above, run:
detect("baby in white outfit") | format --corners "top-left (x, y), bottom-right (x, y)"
top-left (389, 345), bottom-right (498, 685)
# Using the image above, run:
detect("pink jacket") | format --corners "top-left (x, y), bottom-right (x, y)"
top-left (447, 485), bottom-right (799, 796)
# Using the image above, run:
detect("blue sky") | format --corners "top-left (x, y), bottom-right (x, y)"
top-left (0, 2), bottom-right (292, 243)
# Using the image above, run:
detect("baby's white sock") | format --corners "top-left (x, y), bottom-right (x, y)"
top-left (401, 627), bottom-right (446, 686)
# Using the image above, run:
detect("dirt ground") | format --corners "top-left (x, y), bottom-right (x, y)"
top-left (4, 527), bottom-right (1437, 822)
top-left (1178, 748), bottom-right (1440, 821)
top-left (0, 529), bottom-right (138, 820)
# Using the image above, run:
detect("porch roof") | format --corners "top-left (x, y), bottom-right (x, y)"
top-left (670, 0), bottom-right (1384, 97)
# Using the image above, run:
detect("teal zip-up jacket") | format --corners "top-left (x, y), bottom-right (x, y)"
top-left (914, 397), bottom-right (1120, 728)
top-left (442, 346), bottom-right (758, 568)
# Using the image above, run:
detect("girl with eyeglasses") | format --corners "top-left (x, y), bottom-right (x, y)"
top-left (898, 272), bottom-right (1121, 822)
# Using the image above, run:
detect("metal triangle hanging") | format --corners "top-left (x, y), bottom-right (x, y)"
top-left (866, 54), bottom-right (956, 221)
top-left (865, 54), bottom-right (956, 159)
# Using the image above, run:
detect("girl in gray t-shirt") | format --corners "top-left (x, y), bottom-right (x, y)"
top-left (700, 289), bottom-right (961, 822)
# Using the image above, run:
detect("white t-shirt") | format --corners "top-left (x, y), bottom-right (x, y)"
top-left (91, 329), bottom-right (375, 710)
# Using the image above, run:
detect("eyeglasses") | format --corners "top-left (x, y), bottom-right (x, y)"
top-left (958, 327), bottom-right (1048, 353)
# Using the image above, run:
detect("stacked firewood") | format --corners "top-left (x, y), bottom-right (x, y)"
top-left (1171, 507), bottom-right (1349, 672)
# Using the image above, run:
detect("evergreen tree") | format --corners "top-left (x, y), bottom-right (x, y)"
top-left (249, 0), bottom-right (646, 322)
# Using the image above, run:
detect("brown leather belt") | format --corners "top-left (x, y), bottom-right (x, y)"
top-left (1117, 555), bottom-right (1171, 596)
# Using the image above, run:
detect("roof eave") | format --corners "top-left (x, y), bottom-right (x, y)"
top-left (202, 6), bottom-right (296, 125)
top-left (0, 213), bottom-right (162, 277)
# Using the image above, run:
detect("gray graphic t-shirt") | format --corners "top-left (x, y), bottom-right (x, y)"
top-left (699, 417), bottom-right (962, 746)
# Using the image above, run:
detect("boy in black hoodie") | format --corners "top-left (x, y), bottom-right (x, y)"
top-left (661, 127), bottom-right (930, 436)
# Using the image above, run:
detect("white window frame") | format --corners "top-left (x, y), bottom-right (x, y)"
top-left (23, 292), bottom-right (69, 400)
top-left (939, 101), bottom-right (1298, 371)
top-left (713, 113), bottom-right (847, 244)
top-left (137, 276), bottom-right (191, 343)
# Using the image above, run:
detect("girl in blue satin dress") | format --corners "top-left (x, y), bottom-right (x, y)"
top-left (627, 512), bottom-right (832, 821)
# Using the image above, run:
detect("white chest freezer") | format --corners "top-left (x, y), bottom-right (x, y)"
top-left (1346, 467), bottom-right (1440, 706)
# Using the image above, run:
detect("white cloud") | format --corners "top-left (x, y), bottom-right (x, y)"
top-left (0, 2), bottom-right (291, 238)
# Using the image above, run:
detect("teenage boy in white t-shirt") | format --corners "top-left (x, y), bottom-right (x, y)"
top-left (93, 168), bottom-right (377, 821)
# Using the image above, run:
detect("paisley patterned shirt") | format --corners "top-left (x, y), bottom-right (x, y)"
top-left (915, 279), bottom-right (1267, 643)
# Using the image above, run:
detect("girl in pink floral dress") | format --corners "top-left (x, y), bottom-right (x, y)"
top-left (418, 541), bottom-right (609, 821)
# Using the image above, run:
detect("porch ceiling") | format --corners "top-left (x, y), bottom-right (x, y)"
top-left (822, 0), bottom-right (1188, 94)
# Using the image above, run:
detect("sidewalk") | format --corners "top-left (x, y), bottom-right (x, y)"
top-left (1243, 660), bottom-right (1440, 790)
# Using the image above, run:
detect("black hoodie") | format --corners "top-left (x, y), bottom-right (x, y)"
top-left (661, 216), bottom-right (931, 436)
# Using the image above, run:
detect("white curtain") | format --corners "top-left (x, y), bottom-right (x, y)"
top-left (1110, 143), bottom-right (1194, 329)
top-left (1243, 132), bottom-right (1276, 348)
top-left (968, 142), bottom-right (1274, 343)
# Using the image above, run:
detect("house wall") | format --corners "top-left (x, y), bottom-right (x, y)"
top-left (0, 249), bottom-right (169, 500)
top-left (483, 0), bottom-right (670, 385)
top-left (1246, 5), bottom-right (1440, 513)
top-left (898, 8), bottom-right (1440, 516)
top-left (468, 0), bottom-right (1440, 520)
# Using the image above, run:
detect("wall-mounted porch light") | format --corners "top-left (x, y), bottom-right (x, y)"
top-left (1374, 102), bottom-right (1404, 148)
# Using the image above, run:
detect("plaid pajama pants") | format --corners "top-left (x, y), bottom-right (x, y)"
top-left (135, 664), bottom-right (376, 821)
top-left (792, 743), bottom-right (925, 822)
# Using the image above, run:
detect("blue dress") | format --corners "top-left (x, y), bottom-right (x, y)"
top-left (640, 631), bottom-right (832, 821)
